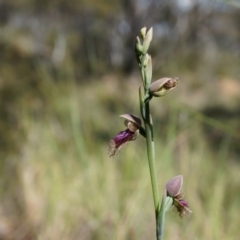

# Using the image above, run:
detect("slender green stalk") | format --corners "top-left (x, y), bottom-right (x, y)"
top-left (111, 27), bottom-right (183, 240)
top-left (140, 67), bottom-right (162, 239)
top-left (144, 102), bottom-right (159, 207)
top-left (143, 99), bottom-right (162, 240)
top-left (137, 27), bottom-right (166, 240)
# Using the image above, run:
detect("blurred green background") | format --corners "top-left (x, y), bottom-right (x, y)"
top-left (0, 0), bottom-right (240, 239)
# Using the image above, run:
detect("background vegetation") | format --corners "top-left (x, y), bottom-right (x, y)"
top-left (0, 0), bottom-right (240, 239)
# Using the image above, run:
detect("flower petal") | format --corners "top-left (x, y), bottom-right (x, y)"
top-left (109, 129), bottom-right (137, 157)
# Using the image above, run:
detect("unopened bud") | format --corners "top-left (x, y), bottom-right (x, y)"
top-left (143, 27), bottom-right (153, 54)
top-left (166, 175), bottom-right (183, 198)
top-left (140, 27), bottom-right (147, 38)
top-left (149, 77), bottom-right (179, 97)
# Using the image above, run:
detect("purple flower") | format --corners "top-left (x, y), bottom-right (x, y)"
top-left (166, 175), bottom-right (192, 218)
top-left (109, 114), bottom-right (141, 157)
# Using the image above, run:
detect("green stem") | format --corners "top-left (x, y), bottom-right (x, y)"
top-left (144, 101), bottom-right (161, 240)
top-left (157, 190), bottom-right (167, 239)
top-left (137, 34), bottom-right (165, 239)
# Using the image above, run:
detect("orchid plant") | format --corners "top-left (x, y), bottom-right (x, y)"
top-left (109, 27), bottom-right (191, 240)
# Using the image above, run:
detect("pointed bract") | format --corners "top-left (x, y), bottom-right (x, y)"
top-left (145, 55), bottom-right (152, 87)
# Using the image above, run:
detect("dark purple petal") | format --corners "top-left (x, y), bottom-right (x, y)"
top-left (109, 129), bottom-right (136, 157)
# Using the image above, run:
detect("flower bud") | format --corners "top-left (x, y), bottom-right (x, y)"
top-left (166, 175), bottom-right (183, 198)
top-left (143, 27), bottom-right (153, 54)
top-left (140, 27), bottom-right (147, 38)
top-left (149, 77), bottom-right (179, 97)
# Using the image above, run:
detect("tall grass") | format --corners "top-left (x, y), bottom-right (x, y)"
top-left (0, 75), bottom-right (240, 240)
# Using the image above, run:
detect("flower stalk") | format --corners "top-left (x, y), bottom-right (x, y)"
top-left (109, 26), bottom-right (190, 240)
top-left (145, 99), bottom-right (160, 215)
top-left (135, 27), bottom-right (184, 240)
top-left (136, 27), bottom-right (162, 240)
